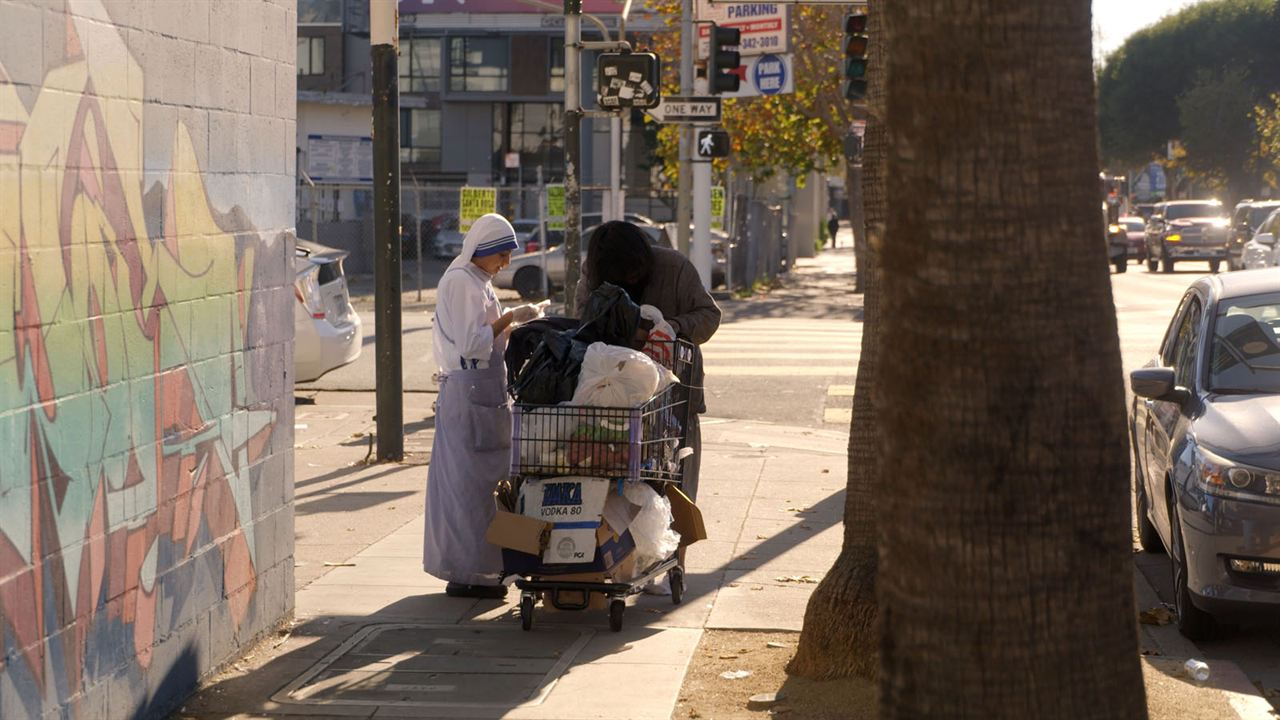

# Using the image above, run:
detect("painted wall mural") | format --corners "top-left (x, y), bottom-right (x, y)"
top-left (0, 1), bottom-right (294, 718)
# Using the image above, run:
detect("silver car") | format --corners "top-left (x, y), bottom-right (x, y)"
top-left (1131, 268), bottom-right (1280, 638)
top-left (494, 224), bottom-right (674, 300)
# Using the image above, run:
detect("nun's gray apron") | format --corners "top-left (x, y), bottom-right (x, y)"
top-left (423, 303), bottom-right (510, 585)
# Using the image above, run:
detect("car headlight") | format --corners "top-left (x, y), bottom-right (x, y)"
top-left (1108, 224), bottom-right (1123, 234)
top-left (1195, 445), bottom-right (1280, 504)
top-left (1167, 233), bottom-right (1183, 242)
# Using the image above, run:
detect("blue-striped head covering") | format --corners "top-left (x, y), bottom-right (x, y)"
top-left (448, 213), bottom-right (519, 272)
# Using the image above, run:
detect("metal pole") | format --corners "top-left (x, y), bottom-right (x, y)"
top-left (415, 186), bottom-right (423, 302)
top-left (564, 0), bottom-right (583, 314)
top-left (693, 157), bottom-right (712, 287)
top-left (676, 0), bottom-right (694, 255)
top-left (609, 115), bottom-right (621, 222)
top-left (538, 166), bottom-right (550, 299)
top-left (371, 0), bottom-right (403, 461)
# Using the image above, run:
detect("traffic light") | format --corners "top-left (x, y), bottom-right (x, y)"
top-left (843, 12), bottom-right (868, 101)
top-left (709, 24), bottom-right (741, 94)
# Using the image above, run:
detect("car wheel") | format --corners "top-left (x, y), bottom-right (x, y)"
top-left (1114, 257), bottom-right (1127, 273)
top-left (1209, 259), bottom-right (1221, 274)
top-left (1169, 493), bottom-right (1215, 641)
top-left (513, 267), bottom-right (548, 301)
top-left (1134, 466), bottom-right (1163, 554)
top-left (1161, 250), bottom-right (1175, 273)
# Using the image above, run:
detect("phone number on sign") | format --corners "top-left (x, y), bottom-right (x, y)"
top-left (740, 36), bottom-right (783, 51)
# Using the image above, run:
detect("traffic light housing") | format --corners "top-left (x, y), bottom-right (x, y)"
top-left (710, 24), bottom-right (741, 95)
top-left (843, 12), bottom-right (868, 101)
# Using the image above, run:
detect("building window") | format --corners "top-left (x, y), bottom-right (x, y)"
top-left (298, 0), bottom-right (343, 25)
top-left (400, 108), bottom-right (442, 169)
top-left (449, 37), bottom-right (509, 93)
top-left (493, 103), bottom-right (564, 176)
top-left (549, 42), bottom-right (565, 93)
top-left (400, 38), bottom-right (442, 94)
top-left (297, 37), bottom-right (326, 76)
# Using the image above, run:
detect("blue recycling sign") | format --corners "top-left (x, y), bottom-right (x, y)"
top-left (752, 54), bottom-right (787, 96)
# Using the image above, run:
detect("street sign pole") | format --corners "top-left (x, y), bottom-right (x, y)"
top-left (693, 146), bottom-right (713, 287)
top-left (370, 0), bottom-right (402, 462)
top-left (677, 0), bottom-right (694, 256)
top-left (564, 0), bottom-right (583, 314)
top-left (537, 166), bottom-right (550, 299)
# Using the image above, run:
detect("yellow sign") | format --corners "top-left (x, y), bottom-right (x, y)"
top-left (459, 186), bottom-right (497, 233)
top-left (711, 186), bottom-right (725, 231)
top-left (546, 184), bottom-right (566, 231)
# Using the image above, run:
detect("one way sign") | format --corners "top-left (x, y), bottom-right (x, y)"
top-left (645, 96), bottom-right (722, 123)
top-left (696, 129), bottom-right (731, 158)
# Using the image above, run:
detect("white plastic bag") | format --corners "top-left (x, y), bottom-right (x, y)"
top-left (571, 342), bottom-right (676, 408)
top-left (620, 482), bottom-right (681, 570)
top-left (640, 305), bottom-right (677, 368)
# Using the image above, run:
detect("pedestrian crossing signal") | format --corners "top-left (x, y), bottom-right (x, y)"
top-left (843, 12), bottom-right (869, 102)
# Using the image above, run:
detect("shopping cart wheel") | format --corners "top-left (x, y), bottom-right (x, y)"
top-left (520, 594), bottom-right (534, 631)
top-left (669, 567), bottom-right (684, 605)
top-left (609, 599), bottom-right (625, 632)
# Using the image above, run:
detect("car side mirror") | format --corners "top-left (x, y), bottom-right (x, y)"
top-left (1131, 367), bottom-right (1190, 404)
top-left (1257, 233), bottom-right (1276, 247)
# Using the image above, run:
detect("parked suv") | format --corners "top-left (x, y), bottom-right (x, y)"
top-left (1144, 200), bottom-right (1231, 273)
top-left (1229, 200), bottom-right (1280, 270)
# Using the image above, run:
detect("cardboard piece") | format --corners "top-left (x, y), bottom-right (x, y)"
top-left (665, 485), bottom-right (707, 547)
top-left (485, 506), bottom-right (551, 557)
top-left (519, 477), bottom-right (613, 565)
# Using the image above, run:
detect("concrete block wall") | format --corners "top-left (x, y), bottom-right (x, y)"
top-left (0, 1), bottom-right (297, 718)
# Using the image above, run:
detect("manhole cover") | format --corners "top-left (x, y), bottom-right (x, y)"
top-left (274, 623), bottom-right (592, 709)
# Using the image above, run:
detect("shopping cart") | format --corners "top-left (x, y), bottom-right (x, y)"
top-left (507, 339), bottom-right (696, 632)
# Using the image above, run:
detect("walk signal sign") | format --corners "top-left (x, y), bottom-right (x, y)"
top-left (843, 12), bottom-right (868, 102)
top-left (696, 129), bottom-right (731, 159)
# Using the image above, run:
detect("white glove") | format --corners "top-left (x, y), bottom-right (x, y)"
top-left (510, 303), bottom-right (544, 324)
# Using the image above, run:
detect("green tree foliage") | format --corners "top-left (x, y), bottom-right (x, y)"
top-left (1097, 0), bottom-right (1280, 169)
top-left (1256, 92), bottom-right (1280, 187)
top-left (1177, 67), bottom-right (1261, 198)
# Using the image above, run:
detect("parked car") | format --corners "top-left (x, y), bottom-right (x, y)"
top-left (511, 218), bottom-right (540, 248)
top-left (1240, 209), bottom-right (1280, 270)
top-left (1106, 204), bottom-right (1127, 273)
top-left (294, 240), bottom-right (362, 383)
top-left (1230, 201), bottom-right (1280, 270)
top-left (494, 224), bottom-right (675, 300)
top-left (1109, 216), bottom-right (1146, 263)
top-left (430, 215), bottom-right (465, 259)
top-left (1131, 268), bottom-right (1280, 639)
top-left (1144, 200), bottom-right (1231, 273)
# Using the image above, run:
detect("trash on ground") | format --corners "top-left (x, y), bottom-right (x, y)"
top-left (720, 670), bottom-right (753, 680)
top-left (749, 692), bottom-right (786, 709)
top-left (1184, 658), bottom-right (1210, 682)
top-left (322, 562), bottom-right (356, 567)
top-left (776, 575), bottom-right (819, 584)
top-left (766, 641), bottom-right (789, 649)
top-left (1138, 607), bottom-right (1175, 625)
top-left (719, 654), bottom-right (739, 659)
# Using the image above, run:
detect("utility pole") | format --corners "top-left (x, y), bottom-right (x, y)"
top-left (676, 0), bottom-right (694, 256)
top-left (370, 0), bottom-right (402, 461)
top-left (564, 0), bottom-right (583, 313)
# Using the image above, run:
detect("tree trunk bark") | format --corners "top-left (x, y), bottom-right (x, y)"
top-left (788, 1), bottom-right (889, 682)
top-left (877, 2), bottom-right (1147, 718)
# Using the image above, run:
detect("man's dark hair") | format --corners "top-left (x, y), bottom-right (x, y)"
top-left (586, 221), bottom-right (654, 296)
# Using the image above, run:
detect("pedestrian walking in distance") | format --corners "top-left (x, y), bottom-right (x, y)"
top-left (827, 208), bottom-right (840, 248)
top-left (423, 214), bottom-right (544, 599)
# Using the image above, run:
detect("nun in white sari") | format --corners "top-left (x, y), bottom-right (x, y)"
top-left (423, 214), bottom-right (543, 598)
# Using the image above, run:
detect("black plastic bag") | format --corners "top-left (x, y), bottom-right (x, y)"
top-left (577, 283), bottom-right (648, 349)
top-left (506, 316), bottom-right (580, 388)
top-left (509, 329), bottom-right (590, 405)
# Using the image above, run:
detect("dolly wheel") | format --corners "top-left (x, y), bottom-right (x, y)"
top-left (609, 599), bottom-right (625, 632)
top-left (520, 594), bottom-right (534, 631)
top-left (670, 568), bottom-right (685, 605)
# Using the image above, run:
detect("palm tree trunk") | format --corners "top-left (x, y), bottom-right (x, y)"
top-left (877, 1), bottom-right (1146, 717)
top-left (788, 1), bottom-right (888, 681)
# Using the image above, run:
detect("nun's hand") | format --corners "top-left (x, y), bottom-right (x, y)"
top-left (510, 303), bottom-right (544, 325)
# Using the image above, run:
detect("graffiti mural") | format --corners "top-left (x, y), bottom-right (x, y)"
top-left (0, 1), bottom-right (292, 717)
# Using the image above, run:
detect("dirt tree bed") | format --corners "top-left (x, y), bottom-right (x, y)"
top-left (673, 630), bottom-right (877, 719)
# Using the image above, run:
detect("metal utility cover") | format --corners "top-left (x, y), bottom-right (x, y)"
top-left (274, 623), bottom-right (594, 709)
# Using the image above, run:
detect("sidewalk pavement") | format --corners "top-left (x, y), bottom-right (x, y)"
top-left (177, 251), bottom-right (1273, 720)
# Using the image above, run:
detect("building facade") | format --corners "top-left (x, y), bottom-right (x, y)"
top-left (0, 1), bottom-right (297, 718)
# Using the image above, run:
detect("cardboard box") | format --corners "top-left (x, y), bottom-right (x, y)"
top-left (664, 485), bottom-right (707, 547)
top-left (487, 485), bottom-right (637, 577)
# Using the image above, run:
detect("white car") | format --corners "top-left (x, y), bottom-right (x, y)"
top-left (1240, 209), bottom-right (1280, 270)
top-left (294, 240), bottom-right (362, 383)
top-left (511, 218), bottom-right (540, 249)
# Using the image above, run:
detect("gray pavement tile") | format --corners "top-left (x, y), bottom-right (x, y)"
top-left (706, 573), bottom-right (818, 632)
top-left (735, 518), bottom-right (844, 549)
top-left (297, 584), bottom-right (478, 622)
top-left (725, 543), bottom-right (840, 575)
top-left (502, 662), bottom-right (689, 720)
top-left (309, 558), bottom-right (443, 589)
top-left (682, 540), bottom-right (738, 571)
